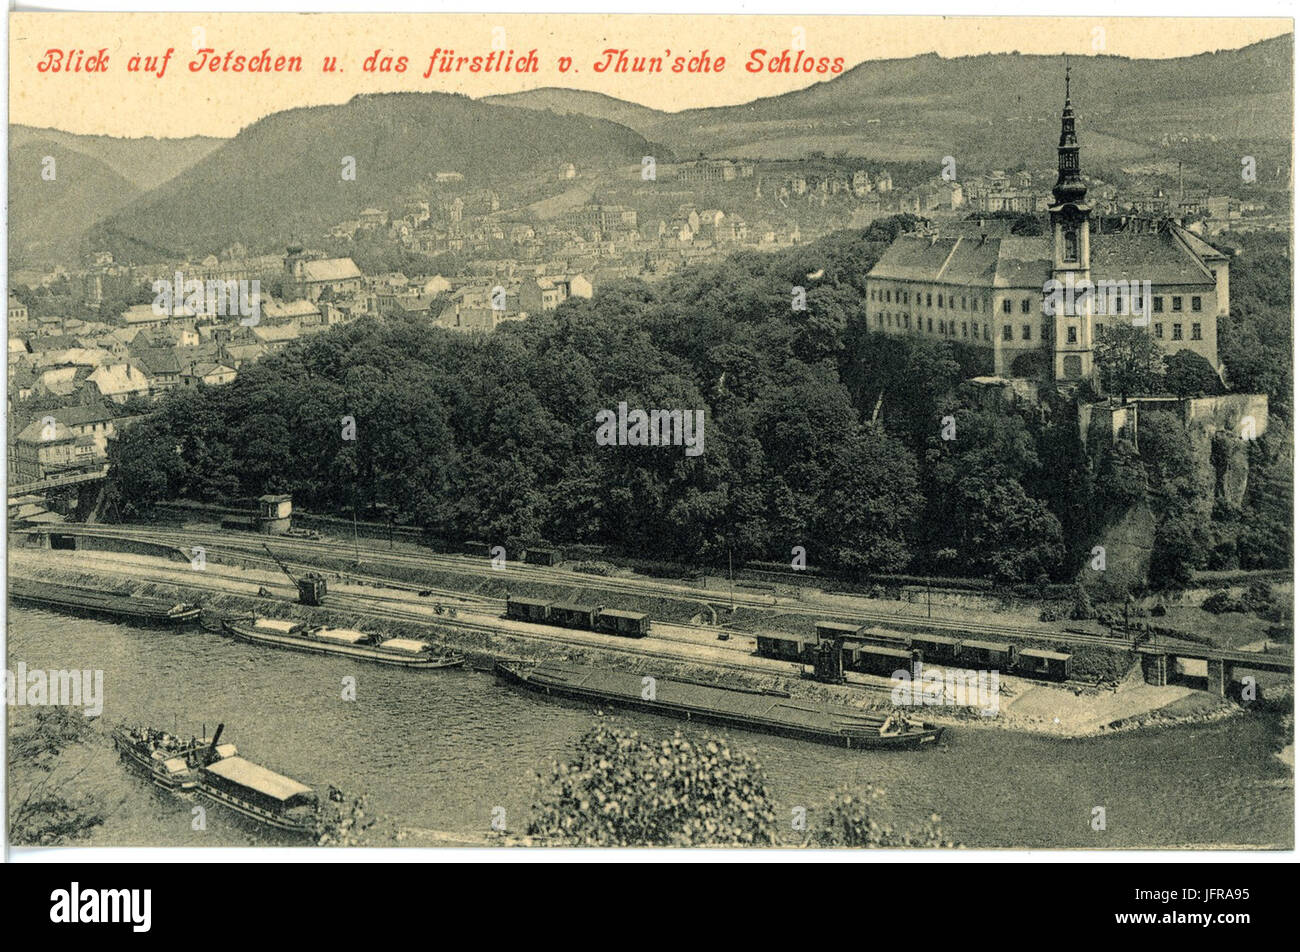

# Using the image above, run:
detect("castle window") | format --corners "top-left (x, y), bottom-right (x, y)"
top-left (938, 295), bottom-right (944, 309)
top-left (983, 325), bottom-right (990, 341)
top-left (927, 318), bottom-right (933, 332)
top-left (1021, 299), bottom-right (1031, 314)
top-left (1041, 324), bottom-right (1050, 341)
top-left (1022, 325), bottom-right (1032, 340)
top-left (926, 292), bottom-right (932, 307)
top-left (1067, 326), bottom-right (1077, 344)
top-left (1172, 323), bottom-right (1183, 340)
top-left (962, 322), bottom-right (968, 337)
top-left (870, 290), bottom-right (876, 301)
top-left (904, 291), bottom-right (910, 305)
top-left (1172, 296), bottom-right (1183, 312)
top-left (878, 314), bottom-right (884, 327)
top-left (1191, 296), bottom-right (1202, 312)
top-left (1153, 297), bottom-right (1164, 313)
top-left (904, 315), bottom-right (910, 329)
top-left (1155, 323), bottom-right (1163, 339)
top-left (1191, 323), bottom-right (1202, 341)
top-left (1002, 324), bottom-right (1012, 341)
top-left (1002, 299), bottom-right (1012, 314)
top-left (885, 290), bottom-right (891, 303)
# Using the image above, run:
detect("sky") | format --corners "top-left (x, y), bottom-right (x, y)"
top-left (8, 13), bottom-right (1293, 138)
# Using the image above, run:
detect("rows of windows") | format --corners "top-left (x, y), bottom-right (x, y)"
top-left (1150, 295), bottom-right (1202, 313)
top-left (874, 312), bottom-right (992, 341)
top-left (872, 286), bottom-right (1207, 320)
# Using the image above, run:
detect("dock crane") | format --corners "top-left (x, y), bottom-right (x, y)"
top-left (262, 543), bottom-right (327, 606)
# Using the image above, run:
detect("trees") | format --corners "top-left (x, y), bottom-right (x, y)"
top-left (1093, 323), bottom-right (1165, 399)
top-left (527, 726), bottom-right (779, 847)
top-left (1163, 349), bottom-right (1223, 398)
top-left (8, 708), bottom-right (106, 846)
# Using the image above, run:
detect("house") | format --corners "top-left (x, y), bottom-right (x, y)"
top-left (131, 347), bottom-right (185, 395)
top-left (86, 363), bottom-right (150, 403)
top-left (11, 419), bottom-right (104, 481)
top-left (182, 361), bottom-right (238, 387)
top-left (8, 296), bottom-right (29, 327)
top-left (288, 256), bottom-right (364, 301)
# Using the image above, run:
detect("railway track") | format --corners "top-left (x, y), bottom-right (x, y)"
top-left (15, 549), bottom-right (892, 694)
top-left (29, 524), bottom-right (1222, 657)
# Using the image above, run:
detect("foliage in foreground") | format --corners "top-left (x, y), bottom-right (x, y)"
top-left (528, 724), bottom-right (956, 848)
top-left (8, 707), bottom-right (106, 846)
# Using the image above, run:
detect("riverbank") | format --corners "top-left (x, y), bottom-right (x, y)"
top-left (6, 549), bottom-right (1255, 741)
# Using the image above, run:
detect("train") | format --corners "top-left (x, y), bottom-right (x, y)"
top-left (758, 621), bottom-right (1072, 681)
top-left (505, 596), bottom-right (651, 638)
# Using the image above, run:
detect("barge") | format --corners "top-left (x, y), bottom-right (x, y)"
top-left (112, 723), bottom-right (236, 791)
top-left (197, 755), bottom-right (319, 834)
top-left (222, 617), bottom-right (464, 669)
top-left (495, 661), bottom-right (943, 749)
top-left (8, 577), bottom-right (202, 626)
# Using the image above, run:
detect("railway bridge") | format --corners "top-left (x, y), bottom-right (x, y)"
top-left (1137, 638), bottom-right (1293, 697)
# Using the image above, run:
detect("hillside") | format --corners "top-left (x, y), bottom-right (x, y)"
top-left (89, 92), bottom-right (669, 262)
top-left (486, 35), bottom-right (1293, 173)
top-left (8, 142), bottom-right (142, 266)
top-left (480, 87), bottom-right (667, 132)
top-left (8, 125), bottom-right (224, 191)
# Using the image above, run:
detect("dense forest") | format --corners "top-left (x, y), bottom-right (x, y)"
top-left (108, 218), bottom-right (1292, 588)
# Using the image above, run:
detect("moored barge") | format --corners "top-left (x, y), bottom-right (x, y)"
top-left (222, 616), bottom-right (464, 669)
top-left (112, 723), bottom-right (236, 791)
top-left (8, 577), bottom-right (202, 626)
top-left (495, 661), bottom-right (943, 749)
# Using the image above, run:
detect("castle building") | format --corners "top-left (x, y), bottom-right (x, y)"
top-left (865, 70), bottom-right (1228, 383)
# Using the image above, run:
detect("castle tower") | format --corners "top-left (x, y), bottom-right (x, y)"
top-left (1048, 66), bottom-right (1094, 382)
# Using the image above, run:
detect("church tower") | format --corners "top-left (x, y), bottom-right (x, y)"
top-left (1048, 66), bottom-right (1094, 382)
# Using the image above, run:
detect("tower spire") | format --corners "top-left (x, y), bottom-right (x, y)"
top-left (1052, 62), bottom-right (1087, 207)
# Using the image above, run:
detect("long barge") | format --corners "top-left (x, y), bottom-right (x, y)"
top-left (495, 661), bottom-right (943, 749)
top-left (8, 577), bottom-right (202, 626)
top-left (222, 616), bottom-right (464, 669)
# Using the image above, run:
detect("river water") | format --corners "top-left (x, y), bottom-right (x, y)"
top-left (7, 606), bottom-right (1293, 849)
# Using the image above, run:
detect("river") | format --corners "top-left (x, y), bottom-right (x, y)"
top-left (7, 606), bottom-right (1293, 848)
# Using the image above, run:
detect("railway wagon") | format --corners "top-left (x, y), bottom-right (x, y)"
top-left (856, 626), bottom-right (912, 650)
top-left (959, 638), bottom-right (1018, 669)
top-left (220, 514), bottom-right (258, 532)
top-left (846, 642), bottom-right (915, 676)
top-left (911, 633), bottom-right (962, 663)
top-left (594, 608), bottom-right (651, 638)
top-left (755, 631), bottom-right (817, 663)
top-left (815, 620), bottom-right (863, 643)
top-left (1016, 648), bottom-right (1072, 681)
top-left (524, 547), bottom-right (563, 566)
top-left (550, 602), bottom-right (599, 630)
top-left (505, 596), bottom-right (552, 624)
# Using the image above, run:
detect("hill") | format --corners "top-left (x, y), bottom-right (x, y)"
top-left (90, 92), bottom-right (669, 262)
top-left (8, 142), bottom-right (142, 266)
top-left (485, 36), bottom-right (1293, 173)
top-left (8, 125), bottom-right (224, 191)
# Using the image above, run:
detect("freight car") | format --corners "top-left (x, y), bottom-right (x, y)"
top-left (855, 626), bottom-right (912, 650)
top-left (503, 597), bottom-right (650, 639)
top-left (911, 633), bottom-right (961, 663)
top-left (755, 631), bottom-right (817, 662)
top-left (1015, 648), bottom-right (1071, 681)
top-left (844, 641), bottom-right (915, 676)
top-left (958, 639), bottom-right (1018, 669)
